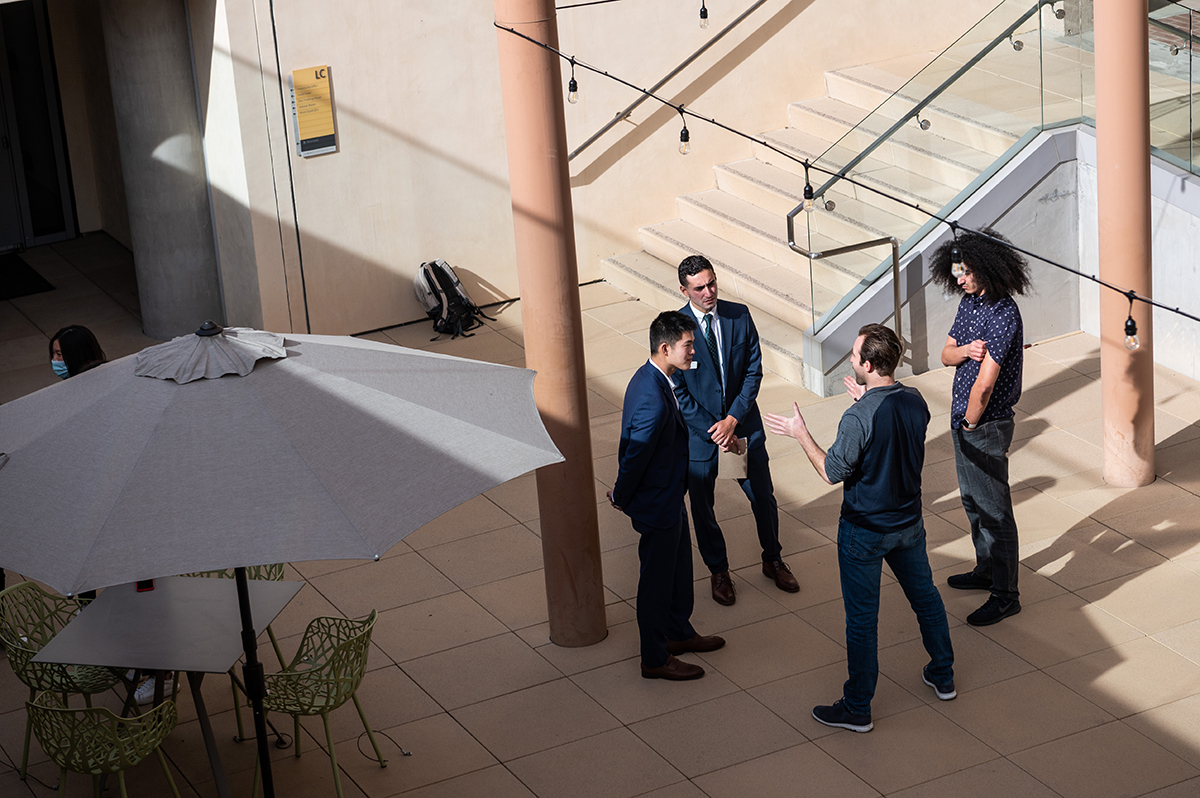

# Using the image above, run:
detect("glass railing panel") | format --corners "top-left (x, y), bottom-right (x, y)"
top-left (795, 0), bottom-right (1200, 335)
top-left (1038, 0), bottom-right (1090, 125)
top-left (800, 0), bottom-right (1053, 332)
top-left (1147, 3), bottom-right (1198, 169)
top-left (809, 0), bottom-right (1045, 194)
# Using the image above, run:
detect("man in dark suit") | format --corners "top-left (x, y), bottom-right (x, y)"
top-left (608, 311), bottom-right (725, 680)
top-left (675, 255), bottom-right (798, 606)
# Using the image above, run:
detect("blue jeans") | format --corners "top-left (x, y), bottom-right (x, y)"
top-left (837, 517), bottom-right (954, 716)
top-left (952, 418), bottom-right (1019, 600)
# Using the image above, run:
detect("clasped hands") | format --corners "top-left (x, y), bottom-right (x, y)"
top-left (710, 415), bottom-right (742, 455)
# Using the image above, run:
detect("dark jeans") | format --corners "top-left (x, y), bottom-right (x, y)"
top-left (687, 442), bottom-right (781, 574)
top-left (838, 517), bottom-right (954, 716)
top-left (952, 418), bottom-right (1019, 600)
top-left (634, 508), bottom-right (698, 668)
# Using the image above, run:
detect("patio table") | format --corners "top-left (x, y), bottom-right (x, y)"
top-left (33, 576), bottom-right (303, 798)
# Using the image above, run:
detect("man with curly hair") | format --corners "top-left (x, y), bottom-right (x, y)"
top-left (931, 228), bottom-right (1030, 627)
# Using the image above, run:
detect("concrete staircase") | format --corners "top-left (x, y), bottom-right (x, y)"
top-left (602, 7), bottom-right (1200, 389)
top-left (601, 54), bottom-right (1032, 384)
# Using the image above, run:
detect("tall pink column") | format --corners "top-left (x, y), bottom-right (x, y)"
top-left (1094, 0), bottom-right (1155, 487)
top-left (493, 0), bottom-right (607, 645)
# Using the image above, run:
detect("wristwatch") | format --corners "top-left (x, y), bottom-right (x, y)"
top-left (962, 419), bottom-right (978, 431)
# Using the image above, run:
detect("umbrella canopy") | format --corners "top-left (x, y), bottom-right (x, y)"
top-left (0, 327), bottom-right (563, 595)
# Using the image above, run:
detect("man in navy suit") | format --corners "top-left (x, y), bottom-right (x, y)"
top-left (675, 255), bottom-right (798, 606)
top-left (609, 311), bottom-right (725, 680)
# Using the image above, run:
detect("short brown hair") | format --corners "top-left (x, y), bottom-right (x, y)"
top-left (857, 324), bottom-right (902, 377)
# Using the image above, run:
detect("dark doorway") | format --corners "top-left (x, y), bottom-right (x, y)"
top-left (0, 0), bottom-right (75, 252)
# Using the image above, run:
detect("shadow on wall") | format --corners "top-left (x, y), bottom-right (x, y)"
top-left (568, 0), bottom-right (815, 189)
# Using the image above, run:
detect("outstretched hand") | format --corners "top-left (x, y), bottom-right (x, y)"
top-left (843, 375), bottom-right (866, 401)
top-left (764, 402), bottom-right (808, 442)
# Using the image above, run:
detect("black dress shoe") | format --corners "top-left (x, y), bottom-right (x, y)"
top-left (762, 559), bottom-right (800, 593)
top-left (947, 571), bottom-right (992, 591)
top-left (666, 634), bottom-right (726, 655)
top-left (641, 655), bottom-right (705, 680)
top-left (711, 571), bottom-right (736, 605)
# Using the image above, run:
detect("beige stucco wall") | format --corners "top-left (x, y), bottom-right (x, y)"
top-left (55, 0), bottom-right (999, 335)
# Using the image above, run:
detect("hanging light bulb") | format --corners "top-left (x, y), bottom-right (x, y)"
top-left (1124, 316), bottom-right (1141, 351)
top-left (679, 124), bottom-right (690, 155)
top-left (567, 59), bottom-right (579, 104)
top-left (949, 229), bottom-right (966, 277)
top-left (1123, 291), bottom-right (1141, 351)
top-left (699, 0), bottom-right (709, 29)
top-left (801, 161), bottom-right (817, 212)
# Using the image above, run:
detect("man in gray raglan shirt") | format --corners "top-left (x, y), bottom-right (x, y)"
top-left (766, 324), bottom-right (954, 733)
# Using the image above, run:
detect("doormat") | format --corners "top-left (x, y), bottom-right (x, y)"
top-left (0, 251), bottom-right (54, 301)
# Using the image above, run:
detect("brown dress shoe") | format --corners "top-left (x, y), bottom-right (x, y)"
top-left (762, 559), bottom-right (800, 593)
top-left (666, 634), bottom-right (726, 655)
top-left (711, 571), bottom-right (736, 605)
top-left (641, 655), bottom-right (705, 680)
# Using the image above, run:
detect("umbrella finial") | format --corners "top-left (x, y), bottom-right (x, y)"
top-left (196, 320), bottom-right (224, 337)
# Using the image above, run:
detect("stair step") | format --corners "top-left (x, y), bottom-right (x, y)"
top-left (789, 97), bottom-right (989, 187)
top-left (637, 219), bottom-right (845, 323)
top-left (825, 65), bottom-right (1022, 157)
top-left (601, 251), bottom-right (807, 383)
top-left (714, 159), bottom-right (925, 244)
top-left (756, 128), bottom-right (957, 218)
top-left (676, 189), bottom-right (876, 290)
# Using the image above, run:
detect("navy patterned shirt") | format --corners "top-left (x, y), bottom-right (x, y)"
top-left (948, 293), bottom-right (1023, 429)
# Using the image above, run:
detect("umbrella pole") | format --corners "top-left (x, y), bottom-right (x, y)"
top-left (236, 567), bottom-right (276, 798)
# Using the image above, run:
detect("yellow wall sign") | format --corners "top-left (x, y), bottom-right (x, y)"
top-left (290, 65), bottom-right (337, 157)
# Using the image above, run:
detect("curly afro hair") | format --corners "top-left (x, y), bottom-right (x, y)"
top-left (929, 227), bottom-right (1031, 302)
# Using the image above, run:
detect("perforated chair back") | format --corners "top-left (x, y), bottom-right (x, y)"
top-left (28, 691), bottom-right (181, 796)
top-left (253, 610), bottom-right (386, 798)
top-left (0, 581), bottom-right (124, 781)
top-left (0, 581), bottom-right (120, 694)
top-left (265, 611), bottom-right (376, 717)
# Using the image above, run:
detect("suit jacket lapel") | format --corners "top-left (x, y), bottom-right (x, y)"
top-left (657, 367), bottom-right (684, 429)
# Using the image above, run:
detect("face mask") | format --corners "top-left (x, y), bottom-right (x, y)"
top-left (52, 360), bottom-right (69, 379)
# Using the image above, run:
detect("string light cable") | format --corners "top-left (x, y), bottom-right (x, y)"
top-left (492, 22), bottom-right (1200, 337)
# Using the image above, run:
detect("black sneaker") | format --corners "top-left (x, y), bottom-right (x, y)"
top-left (922, 667), bottom-right (957, 700)
top-left (947, 571), bottom-right (992, 590)
top-left (812, 699), bottom-right (873, 733)
top-left (967, 594), bottom-right (1021, 626)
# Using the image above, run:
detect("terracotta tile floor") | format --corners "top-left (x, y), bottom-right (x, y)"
top-left (4, 241), bottom-right (1200, 796)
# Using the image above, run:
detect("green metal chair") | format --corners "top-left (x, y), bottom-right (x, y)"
top-left (183, 564), bottom-right (287, 741)
top-left (0, 581), bottom-right (123, 780)
top-left (251, 610), bottom-right (387, 798)
top-left (28, 690), bottom-right (182, 798)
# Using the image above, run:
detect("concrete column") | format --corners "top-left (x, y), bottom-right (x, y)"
top-left (494, 0), bottom-right (606, 646)
top-left (99, 0), bottom-right (222, 340)
top-left (1094, 0), bottom-right (1154, 487)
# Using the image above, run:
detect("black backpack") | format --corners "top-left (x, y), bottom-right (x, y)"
top-left (413, 259), bottom-right (493, 340)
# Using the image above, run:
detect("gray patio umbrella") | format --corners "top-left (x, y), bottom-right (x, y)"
top-left (0, 321), bottom-right (563, 798)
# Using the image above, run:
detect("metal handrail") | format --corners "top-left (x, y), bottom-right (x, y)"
top-left (1149, 15), bottom-right (1199, 50)
top-left (567, 0), bottom-right (771, 161)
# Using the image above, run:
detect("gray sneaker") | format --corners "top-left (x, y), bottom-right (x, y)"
top-left (922, 667), bottom-right (957, 700)
top-left (812, 699), bottom-right (873, 733)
